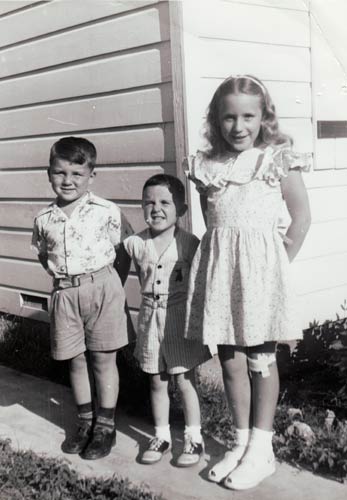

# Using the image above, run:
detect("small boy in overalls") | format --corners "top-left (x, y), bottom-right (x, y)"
top-left (123, 174), bottom-right (211, 466)
top-left (32, 136), bottom-right (133, 460)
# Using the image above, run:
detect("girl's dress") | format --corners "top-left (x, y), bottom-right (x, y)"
top-left (185, 145), bottom-right (310, 348)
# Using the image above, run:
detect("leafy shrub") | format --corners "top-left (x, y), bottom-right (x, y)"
top-left (0, 438), bottom-right (163, 500)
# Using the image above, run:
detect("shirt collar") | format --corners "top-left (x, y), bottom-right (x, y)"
top-left (44, 191), bottom-right (109, 215)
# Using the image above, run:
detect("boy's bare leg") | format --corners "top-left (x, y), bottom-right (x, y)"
top-left (175, 369), bottom-right (204, 466)
top-left (62, 352), bottom-right (93, 454)
top-left (80, 350), bottom-right (118, 460)
top-left (89, 350), bottom-right (118, 408)
top-left (175, 370), bottom-right (200, 426)
top-left (69, 351), bottom-right (93, 405)
top-left (140, 373), bottom-right (171, 464)
top-left (150, 372), bottom-right (170, 428)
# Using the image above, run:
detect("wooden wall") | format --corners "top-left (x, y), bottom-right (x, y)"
top-left (0, 0), bottom-right (175, 321)
top-left (180, 0), bottom-right (347, 327)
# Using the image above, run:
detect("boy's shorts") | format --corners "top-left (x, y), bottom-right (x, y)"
top-left (135, 295), bottom-right (211, 375)
top-left (50, 265), bottom-right (134, 360)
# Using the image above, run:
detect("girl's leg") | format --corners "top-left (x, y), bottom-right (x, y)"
top-left (249, 342), bottom-right (279, 431)
top-left (62, 352), bottom-right (94, 454)
top-left (224, 342), bottom-right (278, 490)
top-left (175, 369), bottom-right (204, 467)
top-left (208, 345), bottom-right (251, 482)
top-left (80, 350), bottom-right (118, 460)
top-left (141, 373), bottom-right (171, 464)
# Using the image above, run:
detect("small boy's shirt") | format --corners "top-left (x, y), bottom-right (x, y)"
top-left (32, 192), bottom-right (132, 277)
top-left (123, 228), bottom-right (199, 302)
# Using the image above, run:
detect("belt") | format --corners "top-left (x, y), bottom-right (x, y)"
top-left (142, 294), bottom-right (186, 309)
top-left (53, 265), bottom-right (112, 290)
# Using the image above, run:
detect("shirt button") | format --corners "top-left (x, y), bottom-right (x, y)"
top-left (60, 266), bottom-right (66, 272)
top-left (156, 280), bottom-right (161, 284)
top-left (155, 295), bottom-right (160, 300)
top-left (157, 265), bottom-right (162, 269)
top-left (66, 251), bottom-right (71, 257)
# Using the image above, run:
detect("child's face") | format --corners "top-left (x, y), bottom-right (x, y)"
top-left (142, 184), bottom-right (180, 235)
top-left (218, 93), bottom-right (262, 152)
top-left (48, 158), bottom-right (95, 207)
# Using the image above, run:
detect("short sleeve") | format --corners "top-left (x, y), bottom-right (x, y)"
top-left (122, 234), bottom-right (135, 258)
top-left (31, 218), bottom-right (47, 255)
top-left (108, 204), bottom-right (133, 245)
top-left (260, 145), bottom-right (311, 187)
top-left (184, 153), bottom-right (210, 194)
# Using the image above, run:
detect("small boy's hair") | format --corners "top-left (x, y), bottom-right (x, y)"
top-left (49, 136), bottom-right (97, 170)
top-left (143, 174), bottom-right (185, 206)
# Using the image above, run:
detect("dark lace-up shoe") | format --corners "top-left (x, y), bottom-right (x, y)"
top-left (176, 435), bottom-right (204, 467)
top-left (61, 420), bottom-right (93, 454)
top-left (80, 425), bottom-right (116, 460)
top-left (140, 437), bottom-right (171, 464)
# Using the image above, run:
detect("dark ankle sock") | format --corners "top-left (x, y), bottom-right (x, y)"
top-left (96, 407), bottom-right (115, 431)
top-left (77, 402), bottom-right (94, 424)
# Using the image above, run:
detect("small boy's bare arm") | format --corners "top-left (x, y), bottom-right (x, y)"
top-left (114, 243), bottom-right (131, 285)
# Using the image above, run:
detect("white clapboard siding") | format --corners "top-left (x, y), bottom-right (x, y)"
top-left (0, 165), bottom-right (173, 200)
top-left (0, 1), bottom-right (174, 320)
top-left (297, 220), bottom-right (347, 261)
top-left (0, 44), bottom-right (171, 109)
top-left (0, 258), bottom-right (141, 310)
top-left (0, 0), bottom-right (42, 16)
top-left (187, 2), bottom-right (309, 46)
top-left (297, 287), bottom-right (347, 328)
top-left (224, 0), bottom-right (308, 11)
top-left (199, 39), bottom-right (311, 82)
top-left (0, 0), bottom-right (158, 47)
top-left (0, 85), bottom-right (173, 138)
top-left (0, 126), bottom-right (175, 168)
top-left (0, 4), bottom-right (169, 78)
top-left (292, 253), bottom-right (347, 296)
top-left (192, 79), bottom-right (312, 120)
top-left (308, 186), bottom-right (347, 223)
top-left (0, 202), bottom-right (145, 232)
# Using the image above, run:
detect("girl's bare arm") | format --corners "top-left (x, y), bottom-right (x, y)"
top-left (281, 170), bottom-right (311, 262)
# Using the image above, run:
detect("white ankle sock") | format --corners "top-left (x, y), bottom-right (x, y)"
top-left (185, 425), bottom-right (202, 443)
top-left (154, 425), bottom-right (171, 443)
top-left (235, 428), bottom-right (251, 447)
top-left (249, 427), bottom-right (273, 454)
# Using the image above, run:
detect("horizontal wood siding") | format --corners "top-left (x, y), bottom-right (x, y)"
top-left (0, 0), bottom-right (175, 321)
top-left (181, 1), bottom-right (347, 326)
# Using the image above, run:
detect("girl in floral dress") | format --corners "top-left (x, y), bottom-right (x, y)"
top-left (185, 75), bottom-right (311, 490)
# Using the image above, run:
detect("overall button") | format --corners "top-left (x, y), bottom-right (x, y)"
top-left (156, 280), bottom-right (161, 284)
top-left (157, 265), bottom-right (162, 269)
top-left (155, 295), bottom-right (160, 300)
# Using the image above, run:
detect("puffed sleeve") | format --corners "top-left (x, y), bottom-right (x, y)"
top-left (260, 145), bottom-right (311, 187)
top-left (184, 152), bottom-right (210, 194)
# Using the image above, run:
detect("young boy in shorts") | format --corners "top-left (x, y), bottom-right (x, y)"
top-left (123, 174), bottom-right (211, 466)
top-left (32, 136), bottom-right (133, 460)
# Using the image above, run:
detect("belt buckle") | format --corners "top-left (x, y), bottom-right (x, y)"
top-left (71, 276), bottom-right (80, 287)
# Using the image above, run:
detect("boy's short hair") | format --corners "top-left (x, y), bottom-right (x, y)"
top-left (142, 174), bottom-right (186, 206)
top-left (49, 136), bottom-right (97, 170)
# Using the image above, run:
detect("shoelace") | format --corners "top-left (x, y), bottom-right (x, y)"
top-left (149, 437), bottom-right (166, 451)
top-left (183, 436), bottom-right (198, 454)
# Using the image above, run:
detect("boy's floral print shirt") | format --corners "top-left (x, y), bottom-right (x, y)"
top-left (32, 192), bottom-right (133, 277)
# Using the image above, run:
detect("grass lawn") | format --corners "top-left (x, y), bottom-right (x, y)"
top-left (0, 438), bottom-right (163, 500)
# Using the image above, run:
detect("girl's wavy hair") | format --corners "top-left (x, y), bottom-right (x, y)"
top-left (204, 75), bottom-right (292, 157)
